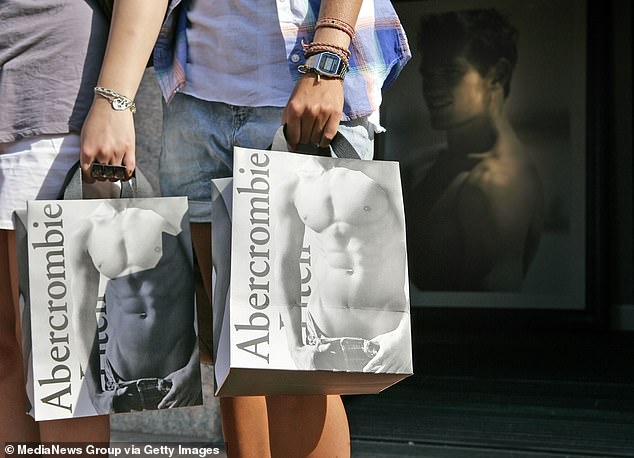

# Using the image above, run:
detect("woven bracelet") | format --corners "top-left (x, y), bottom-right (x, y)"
top-left (302, 41), bottom-right (351, 64)
top-left (315, 17), bottom-right (355, 40)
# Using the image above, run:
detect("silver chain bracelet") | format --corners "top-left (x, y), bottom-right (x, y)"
top-left (94, 86), bottom-right (137, 114)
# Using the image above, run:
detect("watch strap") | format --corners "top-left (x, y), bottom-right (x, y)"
top-left (299, 52), bottom-right (349, 80)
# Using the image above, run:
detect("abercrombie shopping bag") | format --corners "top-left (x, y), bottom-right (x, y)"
top-left (211, 134), bottom-right (413, 396)
top-left (14, 166), bottom-right (202, 420)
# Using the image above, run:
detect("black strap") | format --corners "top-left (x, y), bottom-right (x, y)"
top-left (58, 161), bottom-right (155, 200)
top-left (272, 126), bottom-right (362, 159)
top-left (330, 131), bottom-right (361, 159)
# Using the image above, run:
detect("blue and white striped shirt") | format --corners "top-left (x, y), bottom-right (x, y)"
top-left (153, 0), bottom-right (410, 130)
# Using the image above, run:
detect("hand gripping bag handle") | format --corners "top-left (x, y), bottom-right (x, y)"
top-left (329, 131), bottom-right (361, 160)
top-left (57, 161), bottom-right (155, 200)
top-left (272, 126), bottom-right (362, 160)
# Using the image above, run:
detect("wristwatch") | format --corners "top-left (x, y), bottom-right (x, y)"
top-left (299, 52), bottom-right (348, 80)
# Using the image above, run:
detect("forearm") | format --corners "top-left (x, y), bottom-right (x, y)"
top-left (394, 311), bottom-right (410, 336)
top-left (314, 0), bottom-right (363, 48)
top-left (273, 197), bottom-right (305, 348)
top-left (282, 298), bottom-right (304, 349)
top-left (283, 0), bottom-right (363, 147)
top-left (81, 0), bottom-right (168, 179)
top-left (74, 306), bottom-right (114, 412)
top-left (185, 339), bottom-right (199, 370)
top-left (73, 306), bottom-right (102, 393)
top-left (278, 260), bottom-right (304, 348)
top-left (97, 0), bottom-right (168, 98)
top-left (69, 232), bottom-right (104, 395)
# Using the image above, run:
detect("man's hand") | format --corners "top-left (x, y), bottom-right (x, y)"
top-left (157, 362), bottom-right (202, 409)
top-left (289, 344), bottom-right (320, 370)
top-left (363, 323), bottom-right (411, 373)
top-left (283, 74), bottom-right (344, 149)
top-left (89, 388), bottom-right (119, 415)
top-left (80, 97), bottom-right (136, 182)
top-left (289, 342), bottom-right (340, 370)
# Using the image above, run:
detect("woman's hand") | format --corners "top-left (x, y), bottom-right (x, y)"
top-left (80, 97), bottom-right (136, 182)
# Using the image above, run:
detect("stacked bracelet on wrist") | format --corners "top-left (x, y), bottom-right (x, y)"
top-left (298, 16), bottom-right (355, 82)
top-left (94, 86), bottom-right (136, 114)
top-left (301, 40), bottom-right (350, 66)
top-left (315, 17), bottom-right (355, 41)
top-left (298, 41), bottom-right (350, 81)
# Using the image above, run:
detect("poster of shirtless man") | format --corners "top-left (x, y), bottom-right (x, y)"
top-left (381, 0), bottom-right (588, 310)
top-left (23, 197), bottom-right (201, 420)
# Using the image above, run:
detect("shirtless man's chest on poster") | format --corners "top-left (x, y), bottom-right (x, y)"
top-left (79, 205), bottom-right (194, 379)
top-left (292, 167), bottom-right (407, 339)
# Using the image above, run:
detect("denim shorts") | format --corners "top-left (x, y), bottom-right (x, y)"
top-left (161, 93), bottom-right (374, 222)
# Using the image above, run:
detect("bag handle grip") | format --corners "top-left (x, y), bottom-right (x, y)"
top-left (271, 126), bottom-right (362, 160)
top-left (57, 162), bottom-right (155, 200)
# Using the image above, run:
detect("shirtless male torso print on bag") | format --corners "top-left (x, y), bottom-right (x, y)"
top-left (70, 200), bottom-right (201, 414)
top-left (275, 159), bottom-right (411, 374)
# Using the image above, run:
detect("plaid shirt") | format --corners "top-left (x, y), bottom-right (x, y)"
top-left (153, 0), bottom-right (411, 123)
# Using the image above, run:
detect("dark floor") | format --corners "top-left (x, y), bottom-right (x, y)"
top-left (345, 331), bottom-right (634, 458)
top-left (109, 331), bottom-right (634, 457)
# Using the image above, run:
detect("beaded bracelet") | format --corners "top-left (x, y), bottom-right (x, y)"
top-left (315, 17), bottom-right (355, 41)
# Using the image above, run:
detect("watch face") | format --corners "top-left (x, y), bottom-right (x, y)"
top-left (318, 52), bottom-right (340, 75)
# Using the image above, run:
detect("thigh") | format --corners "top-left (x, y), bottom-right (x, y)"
top-left (266, 394), bottom-right (350, 458)
top-left (0, 230), bottom-right (20, 354)
top-left (161, 98), bottom-right (284, 221)
top-left (39, 415), bottom-right (110, 442)
top-left (234, 106), bottom-right (283, 150)
top-left (161, 94), bottom-right (235, 223)
top-left (0, 229), bottom-right (40, 442)
top-left (220, 396), bottom-right (271, 458)
top-left (0, 133), bottom-right (78, 365)
top-left (191, 223), bottom-right (213, 365)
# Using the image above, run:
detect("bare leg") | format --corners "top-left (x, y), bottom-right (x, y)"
top-left (192, 224), bottom-right (350, 456)
top-left (220, 397), bottom-right (271, 458)
top-left (0, 229), bottom-right (39, 442)
top-left (266, 395), bottom-right (350, 458)
top-left (191, 223), bottom-right (271, 458)
top-left (1, 230), bottom-right (110, 444)
top-left (191, 223), bottom-right (213, 303)
top-left (191, 223), bottom-right (213, 363)
top-left (38, 416), bottom-right (110, 443)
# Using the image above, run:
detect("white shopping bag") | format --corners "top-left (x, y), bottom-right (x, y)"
top-left (211, 133), bottom-right (413, 396)
top-left (14, 166), bottom-right (202, 420)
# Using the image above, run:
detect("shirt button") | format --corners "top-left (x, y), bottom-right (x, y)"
top-left (290, 53), bottom-right (300, 63)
